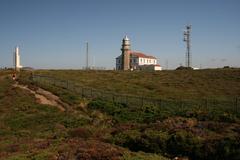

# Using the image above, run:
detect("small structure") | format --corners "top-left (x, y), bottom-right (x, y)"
top-left (12, 73), bottom-right (16, 80)
top-left (116, 36), bottom-right (161, 71)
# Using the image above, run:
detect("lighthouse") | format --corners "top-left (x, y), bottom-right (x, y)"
top-left (116, 36), bottom-right (161, 71)
top-left (14, 46), bottom-right (22, 71)
top-left (121, 35), bottom-right (131, 70)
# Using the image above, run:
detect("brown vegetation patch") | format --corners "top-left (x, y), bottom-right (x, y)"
top-left (5, 144), bottom-right (19, 153)
top-left (56, 139), bottom-right (123, 160)
top-left (163, 117), bottom-right (198, 131)
top-left (69, 127), bottom-right (92, 139)
top-left (34, 140), bottom-right (51, 150)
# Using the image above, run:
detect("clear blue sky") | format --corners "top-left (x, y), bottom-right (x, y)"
top-left (0, 0), bottom-right (239, 69)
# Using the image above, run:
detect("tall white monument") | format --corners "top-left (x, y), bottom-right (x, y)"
top-left (14, 46), bottom-right (22, 71)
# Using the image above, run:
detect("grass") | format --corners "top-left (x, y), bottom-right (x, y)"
top-left (0, 71), bottom-right (171, 160)
top-left (30, 68), bottom-right (240, 100)
top-left (18, 69), bottom-right (240, 119)
top-left (2, 69), bottom-right (240, 159)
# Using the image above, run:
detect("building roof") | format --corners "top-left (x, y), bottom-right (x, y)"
top-left (116, 51), bottom-right (157, 60)
top-left (130, 51), bottom-right (157, 59)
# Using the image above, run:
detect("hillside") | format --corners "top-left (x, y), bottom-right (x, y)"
top-left (32, 69), bottom-right (240, 100)
top-left (0, 73), bottom-right (170, 159)
top-left (1, 69), bottom-right (240, 160)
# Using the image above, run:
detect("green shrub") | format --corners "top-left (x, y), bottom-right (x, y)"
top-left (218, 112), bottom-right (238, 123)
top-left (60, 91), bottom-right (81, 105)
top-left (113, 129), bottom-right (170, 154)
top-left (59, 115), bottom-right (90, 128)
top-left (167, 130), bottom-right (203, 158)
top-left (88, 99), bottom-right (168, 123)
top-left (88, 99), bottom-right (139, 122)
top-left (113, 130), bottom-right (141, 149)
top-left (68, 127), bottom-right (92, 139)
top-left (202, 137), bottom-right (240, 160)
top-left (143, 130), bottom-right (169, 153)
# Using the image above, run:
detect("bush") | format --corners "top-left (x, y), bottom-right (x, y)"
top-left (88, 99), bottom-right (166, 123)
top-left (112, 129), bottom-right (170, 154)
top-left (112, 130), bottom-right (141, 150)
top-left (143, 130), bottom-right (169, 153)
top-left (60, 115), bottom-right (90, 128)
top-left (167, 130), bottom-right (202, 158)
top-left (88, 99), bottom-right (140, 123)
top-left (201, 137), bottom-right (240, 160)
top-left (68, 127), bottom-right (92, 139)
top-left (176, 66), bottom-right (193, 70)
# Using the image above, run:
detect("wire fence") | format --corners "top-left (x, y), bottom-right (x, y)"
top-left (28, 74), bottom-right (239, 114)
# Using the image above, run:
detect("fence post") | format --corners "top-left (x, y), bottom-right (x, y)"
top-left (40, 76), bottom-right (42, 84)
top-left (90, 88), bottom-right (93, 98)
top-left (42, 77), bottom-right (45, 86)
top-left (112, 94), bottom-right (115, 103)
top-left (82, 88), bottom-right (84, 98)
top-left (141, 96), bottom-right (144, 107)
top-left (39, 76), bottom-right (41, 84)
top-left (36, 76), bottom-right (39, 85)
top-left (99, 91), bottom-right (102, 100)
top-left (30, 74), bottom-right (33, 82)
top-left (158, 99), bottom-right (162, 107)
top-left (126, 95), bottom-right (128, 105)
top-left (205, 99), bottom-right (208, 110)
top-left (53, 78), bottom-right (56, 86)
top-left (236, 98), bottom-right (238, 113)
top-left (47, 77), bottom-right (49, 86)
top-left (179, 100), bottom-right (183, 112)
top-left (66, 80), bottom-right (69, 89)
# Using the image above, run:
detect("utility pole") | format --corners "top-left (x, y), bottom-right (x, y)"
top-left (86, 42), bottom-right (89, 70)
top-left (165, 59), bottom-right (168, 70)
top-left (93, 55), bottom-right (95, 69)
top-left (183, 25), bottom-right (192, 68)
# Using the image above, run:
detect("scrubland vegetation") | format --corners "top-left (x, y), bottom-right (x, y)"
top-left (32, 69), bottom-right (240, 100)
top-left (0, 71), bottom-right (168, 160)
top-left (1, 69), bottom-right (240, 159)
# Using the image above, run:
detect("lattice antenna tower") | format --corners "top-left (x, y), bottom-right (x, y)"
top-left (183, 25), bottom-right (192, 67)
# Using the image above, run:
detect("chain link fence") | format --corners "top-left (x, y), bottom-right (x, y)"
top-left (29, 74), bottom-right (239, 114)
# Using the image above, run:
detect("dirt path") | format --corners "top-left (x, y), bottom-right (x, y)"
top-left (13, 83), bottom-right (67, 112)
top-left (0, 75), bottom-right (5, 80)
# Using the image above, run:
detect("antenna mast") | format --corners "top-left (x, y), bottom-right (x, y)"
top-left (86, 42), bottom-right (89, 69)
top-left (183, 25), bottom-right (192, 68)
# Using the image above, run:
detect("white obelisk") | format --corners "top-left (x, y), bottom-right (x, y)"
top-left (15, 46), bottom-right (22, 71)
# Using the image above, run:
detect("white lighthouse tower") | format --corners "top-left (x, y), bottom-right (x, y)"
top-left (14, 46), bottom-right (22, 71)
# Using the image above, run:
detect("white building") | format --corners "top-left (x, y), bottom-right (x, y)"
top-left (116, 36), bottom-right (162, 71)
top-left (14, 46), bottom-right (23, 71)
